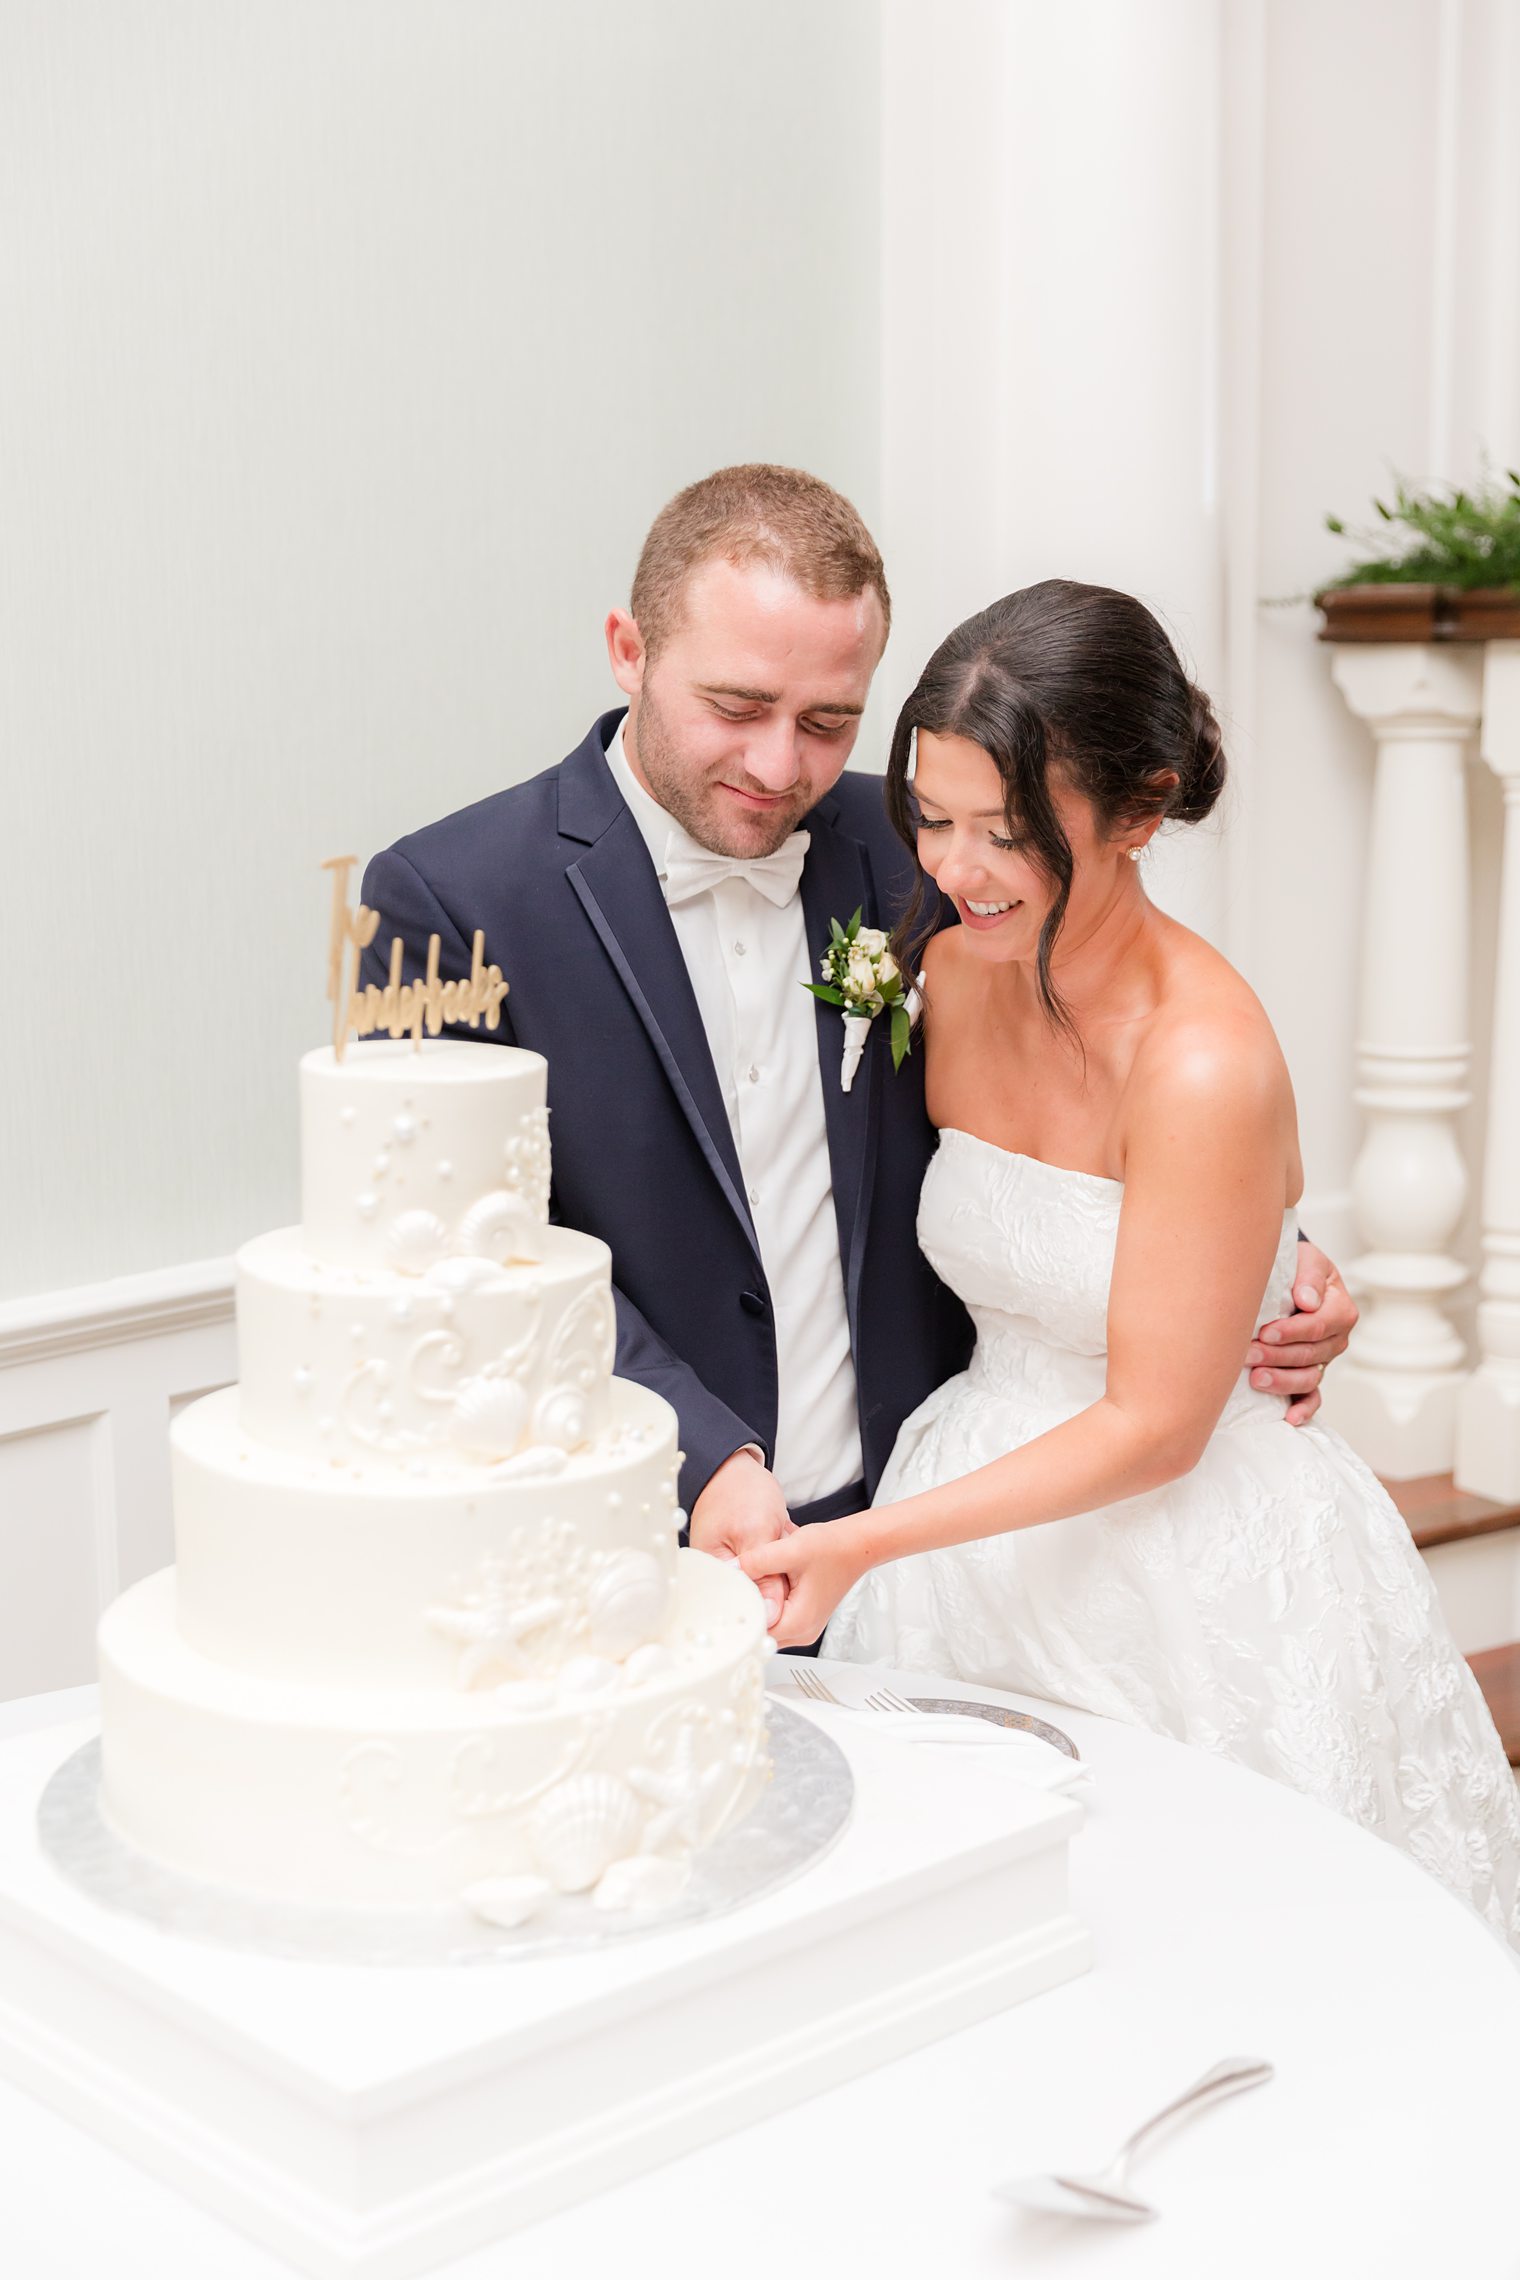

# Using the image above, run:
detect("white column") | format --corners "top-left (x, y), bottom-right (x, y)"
top-left (877, 0), bottom-right (1227, 943)
top-left (1321, 644), bottom-right (1483, 1478)
top-left (1456, 642), bottom-right (1520, 1499)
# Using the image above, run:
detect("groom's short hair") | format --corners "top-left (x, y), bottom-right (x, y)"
top-left (630, 463), bottom-right (891, 660)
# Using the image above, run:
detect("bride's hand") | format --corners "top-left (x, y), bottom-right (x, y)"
top-left (740, 1518), bottom-right (871, 1649)
top-left (1249, 1239), bottom-right (1359, 1425)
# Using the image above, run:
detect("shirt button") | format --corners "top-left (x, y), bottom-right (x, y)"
top-left (746, 1065), bottom-right (760, 1084)
top-left (748, 1184), bottom-right (760, 1206)
top-left (733, 940), bottom-right (747, 957)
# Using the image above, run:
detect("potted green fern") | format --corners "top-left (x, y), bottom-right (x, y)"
top-left (1315, 467), bottom-right (1520, 641)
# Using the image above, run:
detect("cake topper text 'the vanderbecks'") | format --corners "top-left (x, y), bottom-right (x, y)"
top-left (321, 856), bottom-right (509, 1061)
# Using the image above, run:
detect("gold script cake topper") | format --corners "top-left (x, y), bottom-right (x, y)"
top-left (321, 856), bottom-right (509, 1061)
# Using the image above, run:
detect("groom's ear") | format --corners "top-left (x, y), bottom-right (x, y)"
top-left (605, 608), bottom-right (647, 697)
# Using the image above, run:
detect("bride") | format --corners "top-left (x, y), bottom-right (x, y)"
top-left (743, 579), bottom-right (1520, 1946)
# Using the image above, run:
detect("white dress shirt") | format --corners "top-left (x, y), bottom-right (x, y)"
top-left (605, 719), bottom-right (864, 1505)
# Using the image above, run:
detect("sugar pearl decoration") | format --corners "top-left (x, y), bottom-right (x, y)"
top-left (372, 1151), bottom-right (391, 1178)
top-left (291, 1366), bottom-right (313, 1397)
top-left (356, 1193), bottom-right (380, 1220)
top-left (390, 1298), bottom-right (414, 1325)
top-left (340, 1107), bottom-right (356, 1126)
top-left (436, 1159), bottom-right (454, 1181)
top-left (392, 1112), bottom-right (417, 1144)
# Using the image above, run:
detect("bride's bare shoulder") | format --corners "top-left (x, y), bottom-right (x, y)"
top-left (1130, 924), bottom-right (1298, 1148)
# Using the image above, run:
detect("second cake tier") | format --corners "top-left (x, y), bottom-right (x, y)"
top-left (174, 1378), bottom-right (683, 1689)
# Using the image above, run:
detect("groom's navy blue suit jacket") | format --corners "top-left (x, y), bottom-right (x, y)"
top-left (360, 710), bottom-right (974, 1523)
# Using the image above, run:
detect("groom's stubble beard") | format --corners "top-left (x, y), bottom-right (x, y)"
top-left (629, 675), bottom-right (816, 858)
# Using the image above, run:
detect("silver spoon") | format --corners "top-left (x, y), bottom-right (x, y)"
top-left (994, 2055), bottom-right (1275, 2222)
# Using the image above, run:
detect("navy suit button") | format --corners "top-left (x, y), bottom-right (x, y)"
top-left (740, 1290), bottom-right (770, 1317)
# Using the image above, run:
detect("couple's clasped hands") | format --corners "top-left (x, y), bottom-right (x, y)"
top-left (689, 1240), bottom-right (1359, 1650)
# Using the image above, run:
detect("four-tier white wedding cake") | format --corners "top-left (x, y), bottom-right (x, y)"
top-left (97, 1038), bottom-right (771, 1919)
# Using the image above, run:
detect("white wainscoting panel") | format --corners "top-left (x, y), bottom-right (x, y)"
top-left (0, 1264), bottom-right (235, 1704)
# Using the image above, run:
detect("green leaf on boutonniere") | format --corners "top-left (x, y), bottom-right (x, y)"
top-left (829, 916), bottom-right (846, 946)
top-left (844, 907), bottom-right (862, 943)
top-left (805, 982), bottom-right (847, 1007)
top-left (890, 1003), bottom-right (912, 1070)
top-left (878, 970), bottom-right (904, 1004)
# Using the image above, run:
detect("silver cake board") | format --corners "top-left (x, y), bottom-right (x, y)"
top-left (0, 1691), bottom-right (1091, 2280)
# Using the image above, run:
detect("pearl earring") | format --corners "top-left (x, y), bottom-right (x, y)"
top-left (1128, 847), bottom-right (1142, 862)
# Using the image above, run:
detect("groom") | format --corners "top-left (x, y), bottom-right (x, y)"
top-left (360, 463), bottom-right (1356, 1627)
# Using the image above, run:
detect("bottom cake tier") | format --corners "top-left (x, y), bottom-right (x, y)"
top-left (97, 1555), bottom-right (770, 1911)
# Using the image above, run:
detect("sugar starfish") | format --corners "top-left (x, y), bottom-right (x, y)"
top-left (629, 1724), bottom-right (726, 1852)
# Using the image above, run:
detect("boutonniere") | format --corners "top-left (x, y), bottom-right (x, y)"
top-left (805, 909), bottom-right (914, 1093)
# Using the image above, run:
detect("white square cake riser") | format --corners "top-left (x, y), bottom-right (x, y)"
top-left (0, 1718), bottom-right (1090, 2280)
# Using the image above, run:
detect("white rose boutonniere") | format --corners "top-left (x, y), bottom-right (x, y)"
top-left (805, 908), bottom-right (915, 1093)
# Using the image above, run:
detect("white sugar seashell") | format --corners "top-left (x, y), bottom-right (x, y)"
top-left (593, 1853), bottom-right (692, 1913)
top-left (462, 1874), bottom-right (553, 1929)
top-left (455, 1189), bottom-right (544, 1266)
top-left (557, 1654), bottom-right (620, 1698)
top-left (623, 1642), bottom-right (678, 1687)
top-left (448, 1376), bottom-right (529, 1461)
top-left (586, 1550), bottom-right (670, 1662)
top-left (424, 1254), bottom-right (508, 1294)
top-left (386, 1209), bottom-right (449, 1275)
top-left (531, 1386), bottom-right (591, 1454)
top-left (528, 1774), bottom-right (643, 1893)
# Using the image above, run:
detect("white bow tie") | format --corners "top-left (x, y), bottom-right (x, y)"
top-left (662, 830), bottom-right (811, 910)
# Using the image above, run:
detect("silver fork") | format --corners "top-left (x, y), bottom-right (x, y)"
top-left (791, 1665), bottom-right (843, 1706)
top-left (863, 1687), bottom-right (919, 1714)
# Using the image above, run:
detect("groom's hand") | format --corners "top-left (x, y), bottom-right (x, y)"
top-left (689, 1449), bottom-right (795, 1630)
top-left (1248, 1239), bottom-right (1359, 1426)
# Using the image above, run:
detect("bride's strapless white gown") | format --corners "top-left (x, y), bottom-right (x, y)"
top-left (825, 1129), bottom-right (1520, 1946)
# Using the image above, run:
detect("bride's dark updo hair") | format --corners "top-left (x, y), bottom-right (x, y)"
top-left (886, 578), bottom-right (1226, 1033)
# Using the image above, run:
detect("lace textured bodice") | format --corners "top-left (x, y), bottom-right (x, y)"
top-left (920, 1126), bottom-right (1301, 1433)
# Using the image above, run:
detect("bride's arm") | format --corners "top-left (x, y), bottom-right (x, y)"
top-left (743, 1025), bottom-right (1296, 1635)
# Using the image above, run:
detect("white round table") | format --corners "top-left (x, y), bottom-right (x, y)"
top-left (4, 1669), bottom-right (1518, 2280)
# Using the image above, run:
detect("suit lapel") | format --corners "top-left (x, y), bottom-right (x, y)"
top-left (799, 809), bottom-right (880, 1331)
top-left (560, 727), bottom-right (762, 1270)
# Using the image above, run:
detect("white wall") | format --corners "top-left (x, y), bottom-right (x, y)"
top-left (0, 0), bottom-right (883, 1301)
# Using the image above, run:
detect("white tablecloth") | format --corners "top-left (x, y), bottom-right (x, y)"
top-left (3, 1670), bottom-right (1518, 2280)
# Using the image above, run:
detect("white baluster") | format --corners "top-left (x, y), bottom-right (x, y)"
top-left (1322, 644), bottom-right (1483, 1477)
top-left (1456, 641), bottom-right (1520, 1499)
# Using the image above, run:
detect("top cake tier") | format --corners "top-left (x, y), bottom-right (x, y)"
top-left (300, 1040), bottom-right (550, 1272)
